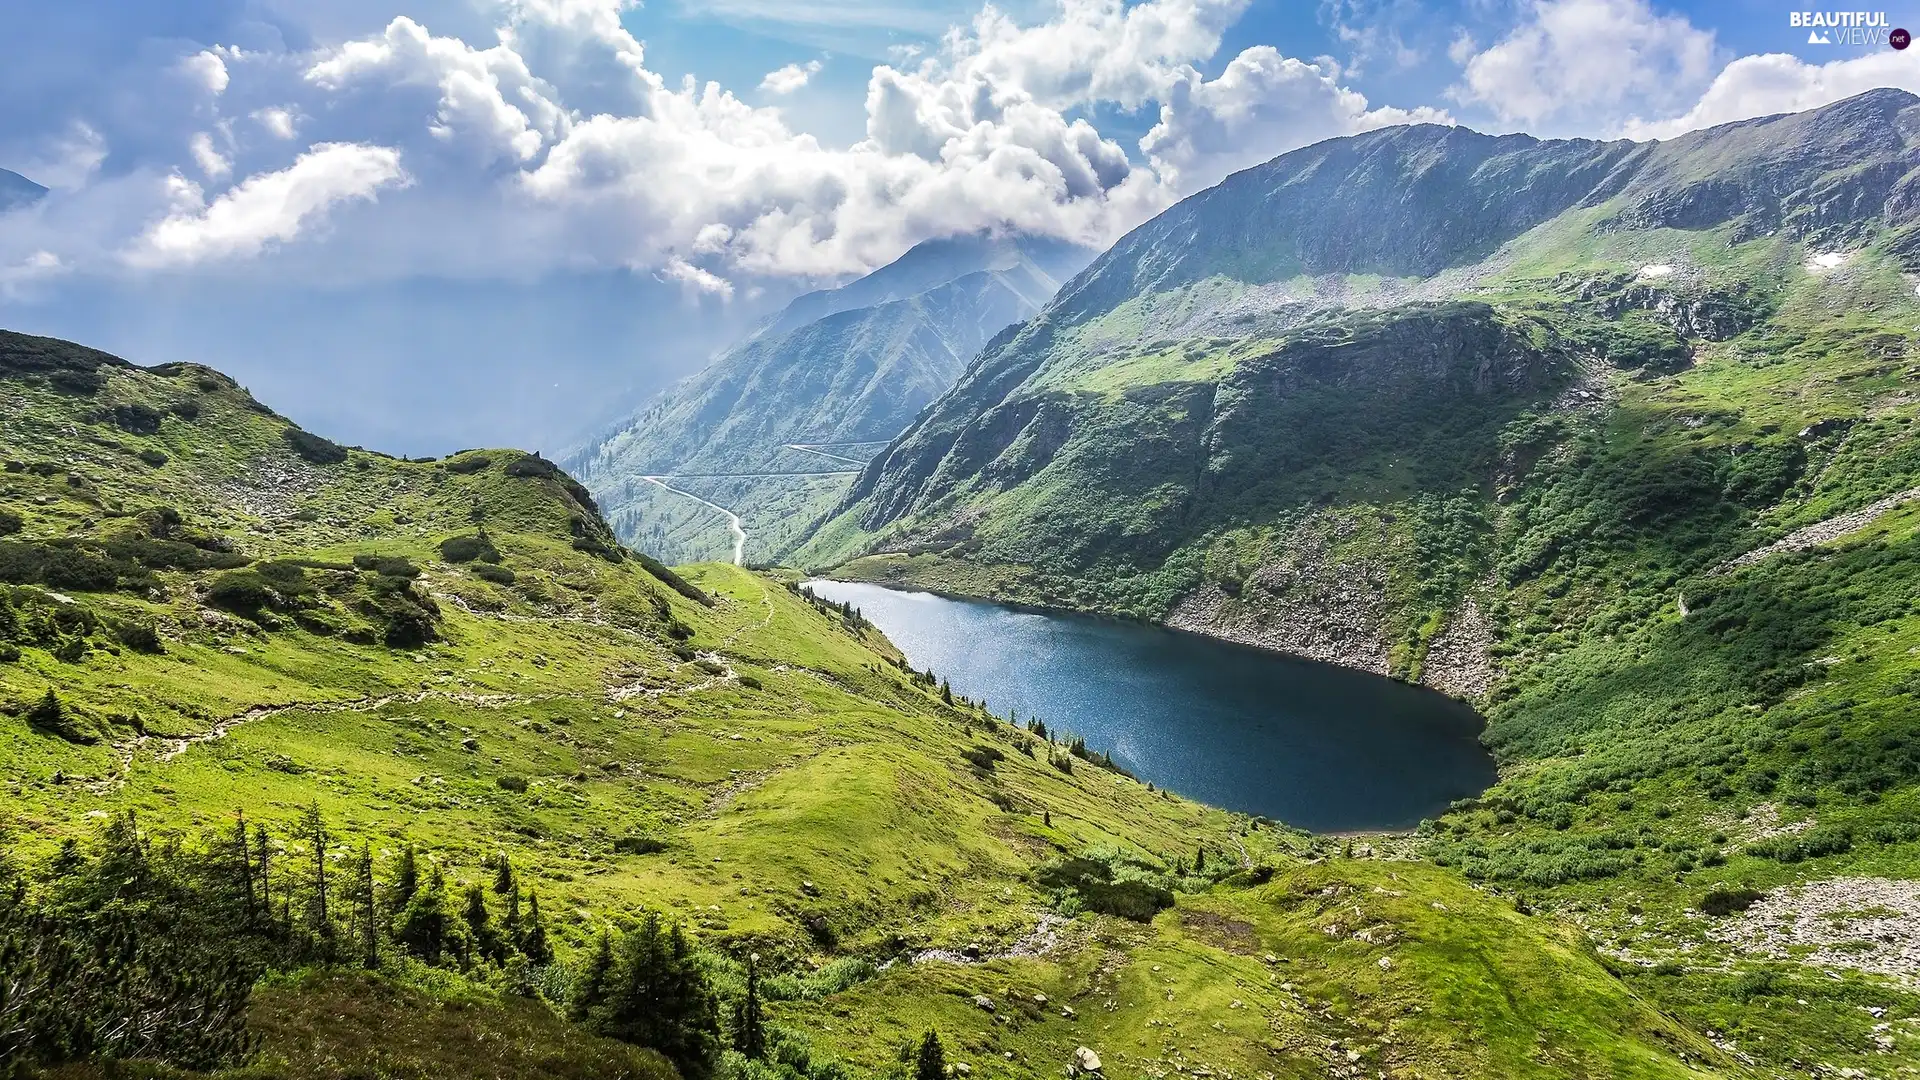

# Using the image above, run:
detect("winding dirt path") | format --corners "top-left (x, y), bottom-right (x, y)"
top-left (640, 475), bottom-right (747, 565)
top-left (783, 443), bottom-right (869, 467)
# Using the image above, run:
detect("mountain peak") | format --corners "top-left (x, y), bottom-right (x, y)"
top-left (0, 168), bottom-right (47, 213)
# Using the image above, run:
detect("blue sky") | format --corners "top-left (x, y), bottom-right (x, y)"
top-left (0, 0), bottom-right (1916, 452)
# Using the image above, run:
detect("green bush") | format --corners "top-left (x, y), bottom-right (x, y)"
top-left (444, 453), bottom-right (493, 474)
top-left (136, 448), bottom-right (168, 467)
top-left (283, 427), bottom-right (348, 465)
top-left (472, 563), bottom-right (516, 585)
top-left (113, 620), bottom-right (164, 654)
top-left (439, 533), bottom-right (501, 564)
top-left (206, 569), bottom-right (274, 613)
top-left (1696, 887), bottom-right (1765, 916)
top-left (496, 775), bottom-right (529, 793)
top-left (352, 554), bottom-right (421, 578)
top-left (110, 403), bottom-right (164, 435)
top-left (0, 510), bottom-right (21, 536)
top-left (614, 835), bottom-right (669, 855)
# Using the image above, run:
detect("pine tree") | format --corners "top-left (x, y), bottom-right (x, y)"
top-left (941, 680), bottom-right (954, 705)
top-left (1195, 844), bottom-right (1206, 872)
top-left (595, 914), bottom-right (720, 1080)
top-left (503, 886), bottom-right (523, 951)
top-left (391, 843), bottom-right (420, 913)
top-left (914, 1031), bottom-right (945, 1080)
top-left (461, 882), bottom-right (501, 966)
top-left (522, 890), bottom-right (553, 965)
top-left (352, 842), bottom-right (378, 969)
top-left (492, 853), bottom-right (515, 895)
top-left (733, 953), bottom-right (767, 1060)
top-left (394, 865), bottom-right (450, 964)
top-left (299, 802), bottom-right (331, 944)
top-left (231, 811), bottom-right (255, 921)
top-left (568, 930), bottom-right (615, 1022)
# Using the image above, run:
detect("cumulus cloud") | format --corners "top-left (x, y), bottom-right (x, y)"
top-left (253, 107), bottom-right (298, 139)
top-left (0, 0), bottom-right (1645, 295)
top-left (180, 50), bottom-right (230, 95)
top-left (1144, 46), bottom-right (1451, 190)
top-left (127, 142), bottom-right (408, 267)
top-left (189, 132), bottom-right (231, 178)
top-left (1622, 50), bottom-right (1920, 139)
top-left (760, 60), bottom-right (823, 95)
top-left (1452, 0), bottom-right (1719, 128)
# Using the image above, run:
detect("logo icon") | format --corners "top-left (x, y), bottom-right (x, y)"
top-left (1894, 27), bottom-right (1911, 48)
top-left (1809, 29), bottom-right (1832, 43)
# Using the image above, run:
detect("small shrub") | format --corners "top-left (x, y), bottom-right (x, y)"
top-left (137, 449), bottom-right (169, 467)
top-left (1697, 887), bottom-right (1765, 916)
top-left (352, 554), bottom-right (420, 578)
top-left (0, 510), bottom-right (21, 536)
top-left (283, 427), bottom-right (348, 465)
top-left (25, 689), bottom-right (95, 743)
top-left (471, 563), bottom-right (516, 585)
top-left (169, 397), bottom-right (201, 420)
top-left (110, 403), bottom-right (164, 435)
top-left (438, 533), bottom-right (501, 564)
top-left (960, 745), bottom-right (1005, 771)
top-left (613, 835), bottom-right (668, 855)
top-left (444, 453), bottom-right (492, 474)
top-left (496, 775), bottom-right (529, 793)
top-left (114, 620), bottom-right (164, 654)
top-left (206, 569), bottom-right (274, 613)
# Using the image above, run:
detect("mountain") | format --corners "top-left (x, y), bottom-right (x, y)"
top-left (572, 232), bottom-right (1095, 563)
top-left (0, 167), bottom-right (46, 212)
top-left (0, 326), bottom-right (1735, 1079)
top-left (795, 89), bottom-right (1920, 1073)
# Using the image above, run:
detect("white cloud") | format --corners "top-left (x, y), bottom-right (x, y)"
top-left (180, 50), bottom-right (230, 95)
top-left (760, 60), bottom-right (823, 95)
top-left (127, 142), bottom-right (408, 267)
top-left (1622, 50), bottom-right (1920, 139)
top-left (1452, 0), bottom-right (1718, 128)
top-left (253, 107), bottom-right (299, 139)
top-left (189, 132), bottom-right (231, 178)
top-left (660, 255), bottom-right (735, 297)
top-left (1143, 46), bottom-right (1452, 190)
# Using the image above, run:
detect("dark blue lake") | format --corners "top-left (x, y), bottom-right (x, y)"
top-left (804, 579), bottom-right (1496, 832)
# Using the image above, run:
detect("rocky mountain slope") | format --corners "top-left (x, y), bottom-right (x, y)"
top-left (790, 89), bottom-right (1920, 1074)
top-left (572, 233), bottom-right (1093, 564)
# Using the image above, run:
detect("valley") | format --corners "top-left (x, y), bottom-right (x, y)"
top-left (7, 88), bottom-right (1920, 1080)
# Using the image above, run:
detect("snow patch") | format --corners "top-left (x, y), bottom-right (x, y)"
top-left (1637, 263), bottom-right (1675, 278)
top-left (1806, 252), bottom-right (1847, 271)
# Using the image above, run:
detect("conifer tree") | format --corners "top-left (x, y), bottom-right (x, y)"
top-left (522, 890), bottom-right (553, 965)
top-left (492, 853), bottom-right (515, 895)
top-left (229, 811), bottom-right (255, 921)
top-left (914, 1031), bottom-right (945, 1080)
top-left (503, 886), bottom-right (523, 950)
top-left (390, 843), bottom-right (420, 913)
top-left (568, 929), bottom-right (615, 1022)
top-left (941, 680), bottom-right (954, 705)
top-left (461, 882), bottom-right (501, 966)
top-left (352, 842), bottom-right (378, 969)
top-left (394, 865), bottom-right (451, 964)
top-left (299, 802), bottom-right (331, 944)
top-left (733, 953), bottom-right (767, 1060)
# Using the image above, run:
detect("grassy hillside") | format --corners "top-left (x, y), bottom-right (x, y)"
top-left (0, 328), bottom-right (1748, 1079)
top-left (791, 91), bottom-right (1920, 1074)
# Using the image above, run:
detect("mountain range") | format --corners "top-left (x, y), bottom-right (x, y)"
top-left (572, 232), bottom-right (1094, 563)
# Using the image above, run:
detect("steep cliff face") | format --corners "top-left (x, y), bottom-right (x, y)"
top-left (795, 89), bottom-right (1920, 697)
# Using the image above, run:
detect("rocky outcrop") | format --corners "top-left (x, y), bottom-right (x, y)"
top-left (1165, 524), bottom-right (1396, 675)
top-left (1418, 599), bottom-right (1499, 702)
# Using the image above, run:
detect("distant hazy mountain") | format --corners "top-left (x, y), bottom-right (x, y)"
top-left (0, 169), bottom-right (46, 213)
top-left (573, 232), bottom-right (1096, 559)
